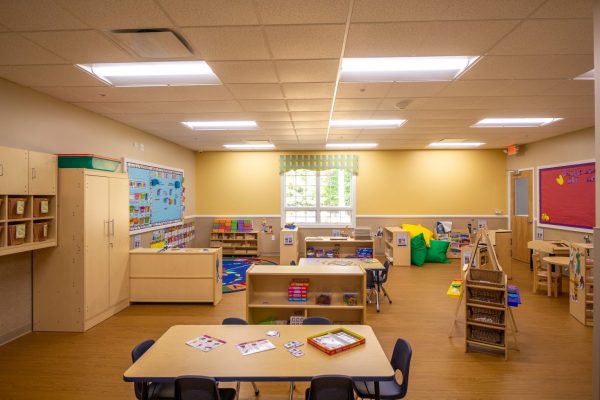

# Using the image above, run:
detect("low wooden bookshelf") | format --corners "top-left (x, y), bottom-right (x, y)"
top-left (304, 236), bottom-right (373, 258)
top-left (383, 227), bottom-right (410, 266)
top-left (570, 242), bottom-right (594, 326)
top-left (210, 231), bottom-right (261, 257)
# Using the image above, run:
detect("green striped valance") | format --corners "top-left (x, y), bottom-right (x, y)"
top-left (279, 155), bottom-right (358, 174)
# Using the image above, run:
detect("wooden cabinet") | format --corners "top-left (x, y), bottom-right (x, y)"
top-left (28, 150), bottom-right (57, 195)
top-left (280, 227), bottom-right (299, 265)
top-left (304, 237), bottom-right (373, 258)
top-left (490, 230), bottom-right (512, 279)
top-left (246, 264), bottom-right (366, 324)
top-left (383, 227), bottom-right (410, 266)
top-left (129, 248), bottom-right (223, 304)
top-left (210, 231), bottom-right (260, 257)
top-left (33, 169), bottom-right (129, 332)
top-left (0, 146), bottom-right (57, 256)
top-left (570, 243), bottom-right (594, 326)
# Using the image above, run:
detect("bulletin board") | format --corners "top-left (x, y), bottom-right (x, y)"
top-left (124, 159), bottom-right (185, 234)
top-left (538, 161), bottom-right (595, 231)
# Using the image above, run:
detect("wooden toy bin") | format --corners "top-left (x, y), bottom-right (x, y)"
top-left (33, 221), bottom-right (49, 242)
top-left (33, 197), bottom-right (50, 218)
top-left (8, 223), bottom-right (27, 246)
top-left (8, 197), bottom-right (27, 219)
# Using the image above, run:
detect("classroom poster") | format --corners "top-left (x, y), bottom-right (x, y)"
top-left (125, 159), bottom-right (184, 233)
top-left (539, 161), bottom-right (595, 230)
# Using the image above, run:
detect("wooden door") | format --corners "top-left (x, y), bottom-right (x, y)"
top-left (510, 170), bottom-right (533, 262)
top-left (28, 151), bottom-right (57, 195)
top-left (0, 146), bottom-right (28, 194)
top-left (108, 176), bottom-right (130, 306)
top-left (84, 175), bottom-right (110, 320)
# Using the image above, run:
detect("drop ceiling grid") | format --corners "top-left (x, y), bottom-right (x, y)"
top-left (0, 0), bottom-right (593, 150)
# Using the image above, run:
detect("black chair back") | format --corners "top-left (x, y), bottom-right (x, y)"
top-left (390, 338), bottom-right (413, 397)
top-left (307, 375), bottom-right (354, 400)
top-left (131, 339), bottom-right (155, 400)
top-left (302, 316), bottom-right (332, 325)
top-left (175, 376), bottom-right (221, 400)
top-left (222, 317), bottom-right (248, 325)
top-left (380, 260), bottom-right (391, 284)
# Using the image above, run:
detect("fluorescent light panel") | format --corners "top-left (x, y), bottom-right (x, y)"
top-left (76, 61), bottom-right (220, 87)
top-left (472, 118), bottom-right (562, 128)
top-left (574, 69), bottom-right (594, 80)
top-left (182, 121), bottom-right (257, 130)
top-left (428, 142), bottom-right (484, 148)
top-left (340, 56), bottom-right (479, 82)
top-left (329, 119), bottom-right (406, 129)
top-left (326, 143), bottom-right (378, 149)
top-left (223, 144), bottom-right (275, 150)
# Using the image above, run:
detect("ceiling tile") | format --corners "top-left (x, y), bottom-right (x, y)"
top-left (403, 119), bottom-right (473, 128)
top-left (345, 23), bottom-right (423, 57)
top-left (227, 84), bottom-right (284, 99)
top-left (541, 80), bottom-right (594, 96)
top-left (55, 0), bottom-right (172, 29)
top-left (351, 0), bottom-right (449, 22)
top-left (387, 82), bottom-right (449, 98)
top-left (209, 61), bottom-right (279, 83)
top-left (282, 83), bottom-right (334, 99)
top-left (255, 121), bottom-right (294, 130)
top-left (334, 98), bottom-right (381, 111)
top-left (265, 25), bottom-right (345, 59)
top-left (239, 99), bottom-right (288, 112)
top-left (182, 27), bottom-right (270, 60)
top-left (291, 112), bottom-right (330, 121)
top-left (461, 55), bottom-right (593, 80)
top-left (74, 100), bottom-right (243, 114)
top-left (287, 99), bottom-right (331, 112)
top-left (0, 65), bottom-right (104, 87)
top-left (156, 0), bottom-right (258, 26)
top-left (292, 121), bottom-right (329, 129)
top-left (336, 83), bottom-right (392, 98)
top-left (490, 20), bottom-right (593, 55)
top-left (275, 60), bottom-right (339, 82)
top-left (0, 0), bottom-right (88, 31)
top-left (32, 85), bottom-right (234, 103)
top-left (255, 0), bottom-right (349, 24)
top-left (0, 33), bottom-right (66, 65)
top-left (441, 0), bottom-right (546, 20)
top-left (23, 30), bottom-right (132, 63)
top-left (332, 111), bottom-right (374, 119)
top-left (438, 80), bottom-right (559, 97)
top-left (531, 0), bottom-right (592, 19)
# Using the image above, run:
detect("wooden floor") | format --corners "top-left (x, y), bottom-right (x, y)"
top-left (0, 258), bottom-right (592, 399)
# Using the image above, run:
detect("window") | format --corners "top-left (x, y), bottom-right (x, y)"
top-left (282, 168), bottom-right (355, 227)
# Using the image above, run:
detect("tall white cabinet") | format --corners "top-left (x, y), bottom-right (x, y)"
top-left (33, 168), bottom-right (130, 332)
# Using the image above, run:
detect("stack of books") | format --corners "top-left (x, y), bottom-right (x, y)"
top-left (288, 279), bottom-right (309, 302)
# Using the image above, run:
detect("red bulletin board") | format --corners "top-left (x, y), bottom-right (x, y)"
top-left (539, 161), bottom-right (595, 230)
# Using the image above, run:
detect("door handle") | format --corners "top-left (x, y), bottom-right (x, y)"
top-left (527, 219), bottom-right (533, 224)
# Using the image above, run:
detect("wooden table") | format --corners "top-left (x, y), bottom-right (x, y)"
top-left (298, 258), bottom-right (385, 312)
top-left (123, 324), bottom-right (394, 400)
top-left (542, 256), bottom-right (570, 297)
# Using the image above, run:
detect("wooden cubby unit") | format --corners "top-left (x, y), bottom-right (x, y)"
top-left (246, 264), bottom-right (366, 324)
top-left (464, 268), bottom-right (508, 359)
top-left (304, 236), bottom-right (373, 258)
top-left (570, 243), bottom-right (594, 326)
top-left (383, 227), bottom-right (410, 266)
top-left (210, 231), bottom-right (261, 257)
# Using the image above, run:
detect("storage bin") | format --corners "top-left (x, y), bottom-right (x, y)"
top-left (33, 222), bottom-right (49, 242)
top-left (33, 198), bottom-right (50, 218)
top-left (8, 223), bottom-right (27, 246)
top-left (467, 287), bottom-right (504, 306)
top-left (467, 268), bottom-right (504, 286)
top-left (467, 324), bottom-right (504, 346)
top-left (58, 154), bottom-right (121, 171)
top-left (467, 305), bottom-right (505, 326)
top-left (8, 197), bottom-right (27, 219)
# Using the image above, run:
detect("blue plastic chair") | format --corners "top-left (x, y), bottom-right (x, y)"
top-left (305, 375), bottom-right (355, 400)
top-left (131, 339), bottom-right (174, 400)
top-left (302, 316), bottom-right (332, 325)
top-left (175, 376), bottom-right (236, 400)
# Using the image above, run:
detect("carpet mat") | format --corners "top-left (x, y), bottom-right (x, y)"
top-left (222, 258), bottom-right (277, 293)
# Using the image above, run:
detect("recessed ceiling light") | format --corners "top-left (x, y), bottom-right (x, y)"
top-left (340, 56), bottom-right (479, 82)
top-left (182, 121), bottom-right (257, 130)
top-left (574, 69), bottom-right (594, 80)
top-left (472, 118), bottom-right (562, 128)
top-left (76, 61), bottom-right (220, 87)
top-left (329, 119), bottom-right (406, 129)
top-left (223, 143), bottom-right (275, 150)
top-left (326, 143), bottom-right (378, 149)
top-left (427, 142), bottom-right (484, 148)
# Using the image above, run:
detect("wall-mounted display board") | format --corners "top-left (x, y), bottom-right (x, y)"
top-left (124, 159), bottom-right (184, 234)
top-left (538, 161), bottom-right (595, 232)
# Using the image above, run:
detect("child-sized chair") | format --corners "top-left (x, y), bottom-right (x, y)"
top-left (533, 253), bottom-right (562, 297)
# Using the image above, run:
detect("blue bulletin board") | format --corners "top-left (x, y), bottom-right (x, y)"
top-left (125, 159), bottom-right (185, 234)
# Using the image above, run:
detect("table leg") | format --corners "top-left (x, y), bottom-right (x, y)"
top-left (374, 381), bottom-right (380, 400)
top-left (548, 263), bottom-right (553, 297)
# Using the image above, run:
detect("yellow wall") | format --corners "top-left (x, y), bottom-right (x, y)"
top-left (196, 149), bottom-right (507, 215)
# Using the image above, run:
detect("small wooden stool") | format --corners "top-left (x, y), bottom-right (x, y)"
top-left (541, 256), bottom-right (569, 297)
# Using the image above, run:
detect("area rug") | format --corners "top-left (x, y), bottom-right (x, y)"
top-left (222, 258), bottom-right (277, 293)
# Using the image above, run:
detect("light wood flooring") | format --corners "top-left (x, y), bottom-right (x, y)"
top-left (0, 258), bottom-right (592, 399)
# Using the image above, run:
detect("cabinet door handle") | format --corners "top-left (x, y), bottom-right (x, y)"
top-left (105, 220), bottom-right (110, 236)
top-left (110, 219), bottom-right (115, 237)
top-left (31, 167), bottom-right (36, 179)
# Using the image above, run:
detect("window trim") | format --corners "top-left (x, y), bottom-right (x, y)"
top-left (280, 170), bottom-right (356, 229)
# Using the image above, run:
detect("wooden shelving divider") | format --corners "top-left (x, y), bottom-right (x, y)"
top-left (279, 227), bottom-right (299, 265)
top-left (210, 231), bottom-right (261, 257)
top-left (304, 237), bottom-right (373, 258)
top-left (383, 227), bottom-right (410, 266)
top-left (570, 242), bottom-right (594, 326)
top-left (246, 264), bottom-right (366, 325)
